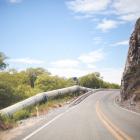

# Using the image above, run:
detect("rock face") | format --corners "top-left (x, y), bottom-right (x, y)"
top-left (121, 18), bottom-right (140, 101)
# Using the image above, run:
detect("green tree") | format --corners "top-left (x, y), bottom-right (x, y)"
top-left (25, 68), bottom-right (50, 88)
top-left (0, 52), bottom-right (7, 70)
top-left (0, 82), bottom-right (15, 109)
top-left (35, 74), bottom-right (71, 92)
top-left (79, 72), bottom-right (120, 89)
top-left (0, 72), bottom-right (21, 108)
top-left (79, 73), bottom-right (101, 88)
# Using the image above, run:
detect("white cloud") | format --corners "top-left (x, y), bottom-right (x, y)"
top-left (97, 19), bottom-right (120, 31)
top-left (87, 64), bottom-right (96, 69)
top-left (66, 0), bottom-right (140, 23)
top-left (48, 67), bottom-right (91, 78)
top-left (49, 59), bottom-right (82, 78)
top-left (66, 0), bottom-right (111, 14)
top-left (9, 58), bottom-right (45, 64)
top-left (48, 50), bottom-right (122, 84)
top-left (74, 14), bottom-right (93, 20)
top-left (93, 37), bottom-right (102, 44)
top-left (78, 49), bottom-right (104, 64)
top-left (8, 0), bottom-right (22, 3)
top-left (100, 68), bottom-right (123, 84)
top-left (112, 40), bottom-right (129, 46)
top-left (51, 50), bottom-right (104, 69)
top-left (49, 49), bottom-right (104, 78)
top-left (51, 59), bottom-right (79, 68)
top-left (120, 13), bottom-right (140, 22)
top-left (113, 0), bottom-right (140, 15)
top-left (48, 66), bottom-right (122, 84)
top-left (113, 0), bottom-right (140, 21)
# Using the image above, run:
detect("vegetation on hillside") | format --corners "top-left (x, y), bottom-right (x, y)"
top-left (0, 52), bottom-right (120, 109)
top-left (0, 91), bottom-right (82, 130)
top-left (79, 72), bottom-right (120, 89)
top-left (0, 52), bottom-right (7, 70)
top-left (0, 52), bottom-right (120, 130)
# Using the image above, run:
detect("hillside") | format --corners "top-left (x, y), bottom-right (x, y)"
top-left (121, 17), bottom-right (140, 101)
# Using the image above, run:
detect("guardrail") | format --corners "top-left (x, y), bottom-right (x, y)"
top-left (0, 86), bottom-right (92, 116)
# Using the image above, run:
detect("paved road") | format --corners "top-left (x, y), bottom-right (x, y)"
top-left (22, 90), bottom-right (140, 140)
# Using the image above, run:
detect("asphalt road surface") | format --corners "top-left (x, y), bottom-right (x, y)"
top-left (22, 90), bottom-right (140, 140)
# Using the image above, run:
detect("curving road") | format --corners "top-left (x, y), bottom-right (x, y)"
top-left (22, 90), bottom-right (140, 140)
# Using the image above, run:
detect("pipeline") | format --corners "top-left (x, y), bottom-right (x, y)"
top-left (0, 86), bottom-right (92, 116)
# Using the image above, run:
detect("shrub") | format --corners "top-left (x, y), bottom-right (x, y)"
top-left (0, 114), bottom-right (15, 130)
top-left (13, 109), bottom-right (30, 121)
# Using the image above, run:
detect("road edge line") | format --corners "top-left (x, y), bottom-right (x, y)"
top-left (22, 105), bottom-right (77, 140)
top-left (114, 97), bottom-right (140, 117)
top-left (22, 113), bottom-right (64, 140)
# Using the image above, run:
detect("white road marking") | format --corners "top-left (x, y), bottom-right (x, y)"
top-left (22, 105), bottom-right (77, 140)
top-left (65, 106), bottom-right (76, 112)
top-left (114, 98), bottom-right (140, 117)
top-left (22, 113), bottom-right (64, 140)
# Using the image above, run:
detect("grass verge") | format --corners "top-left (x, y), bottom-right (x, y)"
top-left (0, 91), bottom-right (84, 131)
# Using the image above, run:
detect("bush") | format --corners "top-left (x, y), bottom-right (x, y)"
top-left (0, 108), bottom-right (32, 130)
top-left (0, 114), bottom-right (15, 130)
top-left (13, 109), bottom-right (30, 121)
top-left (0, 82), bottom-right (15, 109)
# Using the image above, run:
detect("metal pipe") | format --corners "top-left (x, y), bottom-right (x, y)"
top-left (0, 86), bottom-right (91, 116)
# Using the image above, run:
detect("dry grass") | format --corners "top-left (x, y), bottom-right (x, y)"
top-left (0, 92), bottom-right (83, 131)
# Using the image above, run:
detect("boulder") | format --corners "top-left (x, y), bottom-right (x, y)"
top-left (121, 17), bottom-right (140, 101)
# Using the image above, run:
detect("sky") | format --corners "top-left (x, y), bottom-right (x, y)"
top-left (0, 0), bottom-right (140, 84)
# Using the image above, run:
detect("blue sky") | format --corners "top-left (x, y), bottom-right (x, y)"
top-left (0, 0), bottom-right (140, 84)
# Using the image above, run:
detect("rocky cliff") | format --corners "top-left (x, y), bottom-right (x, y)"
top-left (121, 18), bottom-right (140, 101)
